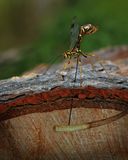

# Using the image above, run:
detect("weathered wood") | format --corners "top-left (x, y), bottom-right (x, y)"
top-left (0, 46), bottom-right (128, 120)
top-left (0, 46), bottom-right (128, 160)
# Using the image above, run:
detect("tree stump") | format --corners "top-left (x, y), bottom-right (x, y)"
top-left (0, 45), bottom-right (128, 160)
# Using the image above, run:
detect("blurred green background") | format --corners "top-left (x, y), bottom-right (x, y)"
top-left (0, 0), bottom-right (128, 79)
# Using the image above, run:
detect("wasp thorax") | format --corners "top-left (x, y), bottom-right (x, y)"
top-left (64, 51), bottom-right (71, 59)
top-left (81, 24), bottom-right (97, 35)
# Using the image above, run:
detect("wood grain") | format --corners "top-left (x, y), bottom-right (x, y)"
top-left (0, 45), bottom-right (128, 160)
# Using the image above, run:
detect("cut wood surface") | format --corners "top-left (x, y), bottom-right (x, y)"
top-left (0, 45), bottom-right (128, 160)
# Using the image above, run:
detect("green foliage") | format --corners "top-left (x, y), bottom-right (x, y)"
top-left (0, 0), bottom-right (128, 79)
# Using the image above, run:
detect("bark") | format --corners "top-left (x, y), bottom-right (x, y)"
top-left (0, 45), bottom-right (128, 160)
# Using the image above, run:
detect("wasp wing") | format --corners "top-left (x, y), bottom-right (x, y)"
top-left (70, 17), bottom-right (80, 50)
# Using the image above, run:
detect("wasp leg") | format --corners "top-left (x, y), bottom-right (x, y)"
top-left (81, 52), bottom-right (110, 77)
top-left (78, 57), bottom-right (83, 86)
top-left (60, 59), bottom-right (71, 81)
top-left (91, 54), bottom-right (110, 78)
top-left (73, 55), bottom-right (79, 82)
top-left (80, 52), bottom-right (96, 73)
top-left (63, 59), bottom-right (68, 70)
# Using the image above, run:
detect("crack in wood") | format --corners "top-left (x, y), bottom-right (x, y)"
top-left (0, 94), bottom-right (25, 103)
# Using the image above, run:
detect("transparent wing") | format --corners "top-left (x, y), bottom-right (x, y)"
top-left (42, 53), bottom-right (64, 75)
top-left (70, 17), bottom-right (80, 50)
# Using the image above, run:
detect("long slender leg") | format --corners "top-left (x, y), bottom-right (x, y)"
top-left (80, 52), bottom-right (95, 72)
top-left (79, 58), bottom-right (83, 86)
top-left (81, 52), bottom-right (95, 70)
top-left (89, 54), bottom-right (110, 118)
top-left (60, 59), bottom-right (71, 81)
top-left (81, 52), bottom-right (105, 116)
top-left (81, 52), bottom-right (110, 77)
top-left (74, 56), bottom-right (79, 82)
top-left (81, 52), bottom-right (109, 118)
top-left (91, 54), bottom-right (110, 77)
top-left (63, 59), bottom-right (68, 70)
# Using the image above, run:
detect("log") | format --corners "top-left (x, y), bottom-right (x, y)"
top-left (0, 45), bottom-right (128, 160)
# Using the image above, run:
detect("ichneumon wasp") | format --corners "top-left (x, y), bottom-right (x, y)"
top-left (62, 17), bottom-right (98, 126)
top-left (63, 17), bottom-right (98, 83)
top-left (53, 17), bottom-right (127, 132)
